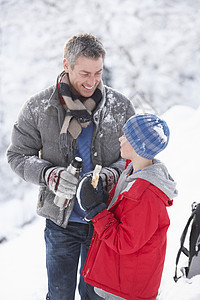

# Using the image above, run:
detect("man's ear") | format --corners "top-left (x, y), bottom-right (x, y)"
top-left (63, 58), bottom-right (70, 73)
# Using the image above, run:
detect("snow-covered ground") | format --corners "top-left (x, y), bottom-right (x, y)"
top-left (0, 104), bottom-right (200, 300)
top-left (0, 217), bottom-right (47, 300)
top-left (158, 105), bottom-right (200, 300)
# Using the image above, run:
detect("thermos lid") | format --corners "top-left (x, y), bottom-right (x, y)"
top-left (72, 157), bottom-right (83, 168)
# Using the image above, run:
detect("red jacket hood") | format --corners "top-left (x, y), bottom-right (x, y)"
top-left (124, 178), bottom-right (173, 207)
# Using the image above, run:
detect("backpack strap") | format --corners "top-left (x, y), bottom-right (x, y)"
top-left (174, 207), bottom-right (196, 282)
top-left (189, 203), bottom-right (200, 262)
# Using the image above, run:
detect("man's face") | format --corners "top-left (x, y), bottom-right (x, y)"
top-left (63, 56), bottom-right (103, 98)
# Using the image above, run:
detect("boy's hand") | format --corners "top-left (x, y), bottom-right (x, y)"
top-left (76, 175), bottom-right (109, 221)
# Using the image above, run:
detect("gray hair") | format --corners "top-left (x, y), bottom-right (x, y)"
top-left (63, 33), bottom-right (106, 69)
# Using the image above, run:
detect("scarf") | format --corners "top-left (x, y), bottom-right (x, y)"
top-left (59, 72), bottom-right (103, 158)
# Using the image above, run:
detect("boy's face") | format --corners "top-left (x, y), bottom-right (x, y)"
top-left (63, 56), bottom-right (103, 98)
top-left (119, 134), bottom-right (137, 161)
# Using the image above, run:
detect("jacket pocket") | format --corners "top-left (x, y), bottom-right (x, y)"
top-left (37, 187), bottom-right (54, 216)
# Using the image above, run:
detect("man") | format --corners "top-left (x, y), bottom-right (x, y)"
top-left (7, 33), bottom-right (135, 300)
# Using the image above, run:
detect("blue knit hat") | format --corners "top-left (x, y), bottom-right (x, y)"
top-left (123, 113), bottom-right (170, 159)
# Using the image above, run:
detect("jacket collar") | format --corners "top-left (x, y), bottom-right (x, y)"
top-left (122, 178), bottom-right (173, 207)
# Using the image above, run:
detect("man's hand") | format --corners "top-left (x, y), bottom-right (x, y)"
top-left (45, 167), bottom-right (78, 199)
top-left (99, 167), bottom-right (119, 192)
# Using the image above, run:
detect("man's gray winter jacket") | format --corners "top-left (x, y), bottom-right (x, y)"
top-left (7, 75), bottom-right (135, 227)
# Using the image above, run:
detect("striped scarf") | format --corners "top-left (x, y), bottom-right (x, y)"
top-left (59, 72), bottom-right (103, 158)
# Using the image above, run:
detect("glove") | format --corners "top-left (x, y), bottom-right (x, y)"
top-left (76, 174), bottom-right (109, 221)
top-left (99, 167), bottom-right (119, 192)
top-left (77, 174), bottom-right (109, 210)
top-left (84, 203), bottom-right (107, 222)
top-left (45, 167), bottom-right (78, 199)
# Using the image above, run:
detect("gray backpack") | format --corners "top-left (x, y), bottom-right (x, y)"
top-left (174, 202), bottom-right (200, 282)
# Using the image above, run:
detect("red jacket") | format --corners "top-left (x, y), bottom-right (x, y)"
top-left (82, 178), bottom-right (173, 300)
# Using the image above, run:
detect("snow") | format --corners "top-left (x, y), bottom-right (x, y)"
top-left (157, 105), bottom-right (200, 300)
top-left (1, 105), bottom-right (200, 300)
top-left (1, 0), bottom-right (200, 299)
top-left (153, 124), bottom-right (168, 143)
top-left (0, 218), bottom-right (47, 300)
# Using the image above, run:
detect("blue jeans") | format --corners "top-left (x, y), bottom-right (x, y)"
top-left (45, 219), bottom-right (103, 300)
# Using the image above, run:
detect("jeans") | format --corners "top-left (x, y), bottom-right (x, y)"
top-left (45, 219), bottom-right (103, 300)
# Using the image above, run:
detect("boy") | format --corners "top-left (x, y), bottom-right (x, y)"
top-left (77, 113), bottom-right (178, 300)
